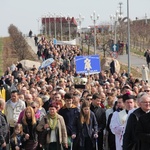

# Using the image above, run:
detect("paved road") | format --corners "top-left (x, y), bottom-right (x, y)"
top-left (25, 37), bottom-right (37, 54)
top-left (117, 53), bottom-right (147, 71)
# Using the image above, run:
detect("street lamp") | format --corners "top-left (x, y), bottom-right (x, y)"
top-left (112, 10), bottom-right (122, 45)
top-left (60, 13), bottom-right (63, 40)
top-left (48, 13), bottom-right (52, 37)
top-left (36, 18), bottom-right (40, 35)
top-left (76, 13), bottom-right (84, 34)
top-left (45, 14), bottom-right (47, 36)
top-left (90, 11), bottom-right (99, 55)
top-left (67, 15), bottom-right (71, 41)
top-left (145, 13), bottom-right (148, 24)
top-left (127, 0), bottom-right (131, 74)
top-left (110, 14), bottom-right (115, 40)
top-left (54, 13), bottom-right (57, 39)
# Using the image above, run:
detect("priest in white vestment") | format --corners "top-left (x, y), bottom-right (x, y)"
top-left (110, 93), bottom-right (135, 150)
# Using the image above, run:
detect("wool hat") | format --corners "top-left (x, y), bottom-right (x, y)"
top-left (48, 102), bottom-right (58, 109)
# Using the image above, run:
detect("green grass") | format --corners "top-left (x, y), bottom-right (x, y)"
top-left (131, 48), bottom-right (144, 56)
top-left (0, 38), bottom-right (3, 76)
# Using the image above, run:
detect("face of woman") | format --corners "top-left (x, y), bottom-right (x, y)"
top-left (82, 107), bottom-right (90, 115)
top-left (49, 107), bottom-right (57, 116)
top-left (26, 110), bottom-right (32, 119)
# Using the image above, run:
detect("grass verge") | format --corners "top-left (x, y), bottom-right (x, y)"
top-left (131, 48), bottom-right (144, 56)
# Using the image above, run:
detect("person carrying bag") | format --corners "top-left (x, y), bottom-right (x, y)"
top-left (37, 102), bottom-right (68, 150)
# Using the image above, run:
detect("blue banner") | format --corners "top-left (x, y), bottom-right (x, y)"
top-left (75, 55), bottom-right (101, 74)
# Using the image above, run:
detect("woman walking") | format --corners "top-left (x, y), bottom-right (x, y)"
top-left (21, 106), bottom-right (38, 150)
top-left (72, 101), bottom-right (98, 150)
top-left (36, 102), bottom-right (68, 150)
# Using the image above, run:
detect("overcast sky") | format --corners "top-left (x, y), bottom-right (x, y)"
top-left (0, 0), bottom-right (149, 37)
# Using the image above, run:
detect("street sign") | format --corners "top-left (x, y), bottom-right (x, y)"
top-left (111, 44), bottom-right (119, 52)
top-left (111, 52), bottom-right (118, 59)
top-left (75, 55), bottom-right (101, 75)
top-left (53, 38), bottom-right (57, 45)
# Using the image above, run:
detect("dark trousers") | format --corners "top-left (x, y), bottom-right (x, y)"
top-left (97, 132), bottom-right (104, 150)
top-left (63, 147), bottom-right (71, 150)
top-left (0, 147), bottom-right (6, 150)
top-left (46, 142), bottom-right (57, 150)
top-left (80, 137), bottom-right (94, 150)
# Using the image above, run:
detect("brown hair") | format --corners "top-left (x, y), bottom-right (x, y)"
top-left (22, 106), bottom-right (36, 125)
top-left (11, 123), bottom-right (24, 145)
top-left (80, 101), bottom-right (90, 125)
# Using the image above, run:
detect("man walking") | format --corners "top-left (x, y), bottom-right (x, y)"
top-left (90, 93), bottom-right (106, 150)
top-left (0, 98), bottom-right (9, 150)
top-left (123, 92), bottom-right (150, 150)
top-left (5, 90), bottom-right (26, 135)
top-left (110, 93), bottom-right (135, 150)
top-left (59, 93), bottom-right (79, 150)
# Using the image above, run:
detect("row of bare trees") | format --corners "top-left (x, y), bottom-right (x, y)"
top-left (8, 24), bottom-right (28, 60)
top-left (118, 19), bottom-right (150, 52)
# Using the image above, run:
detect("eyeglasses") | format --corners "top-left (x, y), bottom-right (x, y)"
top-left (141, 101), bottom-right (150, 104)
top-left (144, 90), bottom-right (150, 92)
top-left (87, 98), bottom-right (92, 101)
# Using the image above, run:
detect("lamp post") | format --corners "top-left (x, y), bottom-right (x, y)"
top-left (60, 13), bottom-right (63, 40)
top-left (36, 18), bottom-right (40, 35)
top-left (127, 0), bottom-right (131, 75)
top-left (54, 13), bottom-right (57, 39)
top-left (90, 11), bottom-right (99, 55)
top-left (145, 13), bottom-right (148, 24)
top-left (67, 15), bottom-right (71, 41)
top-left (48, 13), bottom-right (52, 37)
top-left (45, 14), bottom-right (47, 36)
top-left (110, 15), bottom-right (115, 40)
top-left (76, 13), bottom-right (84, 34)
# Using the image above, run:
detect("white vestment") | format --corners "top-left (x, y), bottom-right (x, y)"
top-left (110, 110), bottom-right (128, 150)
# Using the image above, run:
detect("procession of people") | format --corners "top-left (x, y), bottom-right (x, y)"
top-left (0, 35), bottom-right (150, 150)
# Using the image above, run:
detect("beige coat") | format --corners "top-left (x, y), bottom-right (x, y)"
top-left (37, 114), bottom-right (68, 145)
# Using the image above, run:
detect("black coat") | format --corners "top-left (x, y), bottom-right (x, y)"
top-left (72, 111), bottom-right (98, 147)
top-left (21, 119), bottom-right (38, 142)
top-left (0, 111), bottom-right (9, 146)
top-left (90, 104), bottom-right (106, 150)
top-left (90, 104), bottom-right (106, 132)
top-left (135, 112), bottom-right (150, 150)
top-left (123, 108), bottom-right (146, 150)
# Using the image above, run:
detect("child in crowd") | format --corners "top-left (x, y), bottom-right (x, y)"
top-left (10, 123), bottom-right (25, 150)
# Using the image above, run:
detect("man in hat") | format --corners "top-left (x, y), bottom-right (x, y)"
top-left (4, 90), bottom-right (26, 135)
top-left (110, 92), bottom-right (135, 150)
top-left (123, 92), bottom-right (150, 150)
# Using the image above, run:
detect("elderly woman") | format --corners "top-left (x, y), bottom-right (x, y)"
top-left (36, 102), bottom-right (68, 150)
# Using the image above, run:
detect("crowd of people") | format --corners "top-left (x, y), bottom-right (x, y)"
top-left (0, 35), bottom-right (150, 150)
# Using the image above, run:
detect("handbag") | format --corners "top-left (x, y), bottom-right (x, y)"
top-left (38, 118), bottom-right (48, 146)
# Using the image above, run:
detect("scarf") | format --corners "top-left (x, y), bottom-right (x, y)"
top-left (47, 113), bottom-right (58, 130)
